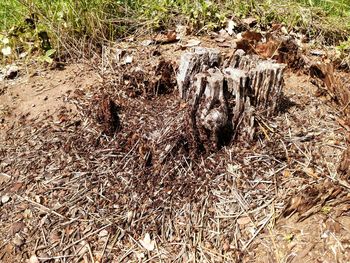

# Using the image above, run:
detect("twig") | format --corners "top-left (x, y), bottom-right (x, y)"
top-left (17, 195), bottom-right (66, 219)
top-left (242, 213), bottom-right (273, 251)
top-left (63, 224), bottom-right (112, 252)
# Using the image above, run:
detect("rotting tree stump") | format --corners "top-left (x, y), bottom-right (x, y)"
top-left (177, 47), bottom-right (285, 152)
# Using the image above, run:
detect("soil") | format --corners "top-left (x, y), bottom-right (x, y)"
top-left (0, 63), bottom-right (99, 137)
top-left (0, 36), bottom-right (349, 263)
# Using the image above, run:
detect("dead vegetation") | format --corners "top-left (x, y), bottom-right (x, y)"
top-left (1, 23), bottom-right (350, 263)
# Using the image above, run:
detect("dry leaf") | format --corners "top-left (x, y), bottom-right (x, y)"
top-left (135, 251), bottom-right (146, 260)
top-left (222, 242), bottom-right (230, 251)
top-left (23, 209), bottom-right (33, 219)
top-left (184, 39), bottom-right (201, 47)
top-left (139, 233), bottom-right (155, 251)
top-left (77, 241), bottom-right (89, 256)
top-left (242, 31), bottom-right (262, 42)
top-left (235, 39), bottom-right (254, 53)
top-left (242, 17), bottom-right (257, 26)
top-left (13, 234), bottom-right (24, 247)
top-left (271, 23), bottom-right (282, 31)
top-left (2, 37), bottom-right (9, 44)
top-left (11, 222), bottom-right (25, 235)
top-left (98, 229), bottom-right (108, 237)
top-left (326, 220), bottom-right (341, 233)
top-left (167, 30), bottom-right (177, 42)
top-left (49, 230), bottom-right (61, 243)
top-left (255, 40), bottom-right (280, 58)
top-left (303, 167), bottom-right (319, 178)
top-left (283, 196), bottom-right (303, 217)
top-left (281, 26), bottom-right (288, 35)
top-left (283, 169), bottom-right (292, 177)
top-left (226, 19), bottom-right (236, 35)
top-left (10, 182), bottom-right (23, 192)
top-left (0, 173), bottom-right (11, 185)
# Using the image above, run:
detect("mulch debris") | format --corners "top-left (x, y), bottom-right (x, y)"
top-left (1, 22), bottom-right (350, 262)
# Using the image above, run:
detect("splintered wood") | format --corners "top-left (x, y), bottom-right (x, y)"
top-left (177, 47), bottom-right (285, 151)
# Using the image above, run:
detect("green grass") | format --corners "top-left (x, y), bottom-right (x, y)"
top-left (1, 0), bottom-right (350, 60)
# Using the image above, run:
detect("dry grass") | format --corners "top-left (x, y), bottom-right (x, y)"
top-left (1, 37), bottom-right (349, 262)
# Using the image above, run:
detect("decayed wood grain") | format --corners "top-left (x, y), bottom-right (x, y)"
top-left (178, 48), bottom-right (285, 151)
top-left (177, 47), bottom-right (221, 100)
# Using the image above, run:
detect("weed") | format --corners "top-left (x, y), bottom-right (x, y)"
top-left (0, 0), bottom-right (350, 61)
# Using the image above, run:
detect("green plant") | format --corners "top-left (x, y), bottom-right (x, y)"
top-left (38, 48), bottom-right (55, 63)
top-left (337, 37), bottom-right (350, 52)
top-left (1, 0), bottom-right (350, 61)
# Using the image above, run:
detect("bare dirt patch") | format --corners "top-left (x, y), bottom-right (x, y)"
top-left (0, 63), bottom-right (99, 137)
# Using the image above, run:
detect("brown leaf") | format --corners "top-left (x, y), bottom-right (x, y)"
top-left (153, 31), bottom-right (179, 45)
top-left (0, 173), bottom-right (11, 185)
top-left (242, 31), bottom-right (262, 42)
top-left (10, 182), bottom-right (23, 192)
top-left (235, 39), bottom-right (254, 53)
top-left (271, 23), bottom-right (282, 31)
top-left (49, 230), bottom-right (62, 243)
top-left (242, 17), bottom-right (257, 27)
top-left (11, 222), bottom-right (25, 235)
top-left (255, 40), bottom-right (280, 59)
top-left (303, 167), bottom-right (319, 179)
top-left (166, 30), bottom-right (177, 42)
top-left (283, 196), bottom-right (303, 217)
top-left (283, 170), bottom-right (292, 177)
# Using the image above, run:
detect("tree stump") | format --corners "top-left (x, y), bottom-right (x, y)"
top-left (177, 48), bottom-right (285, 152)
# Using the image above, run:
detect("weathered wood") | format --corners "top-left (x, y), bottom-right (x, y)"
top-left (224, 67), bottom-right (255, 140)
top-left (177, 47), bottom-right (221, 100)
top-left (179, 47), bottom-right (285, 151)
top-left (250, 60), bottom-right (285, 116)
